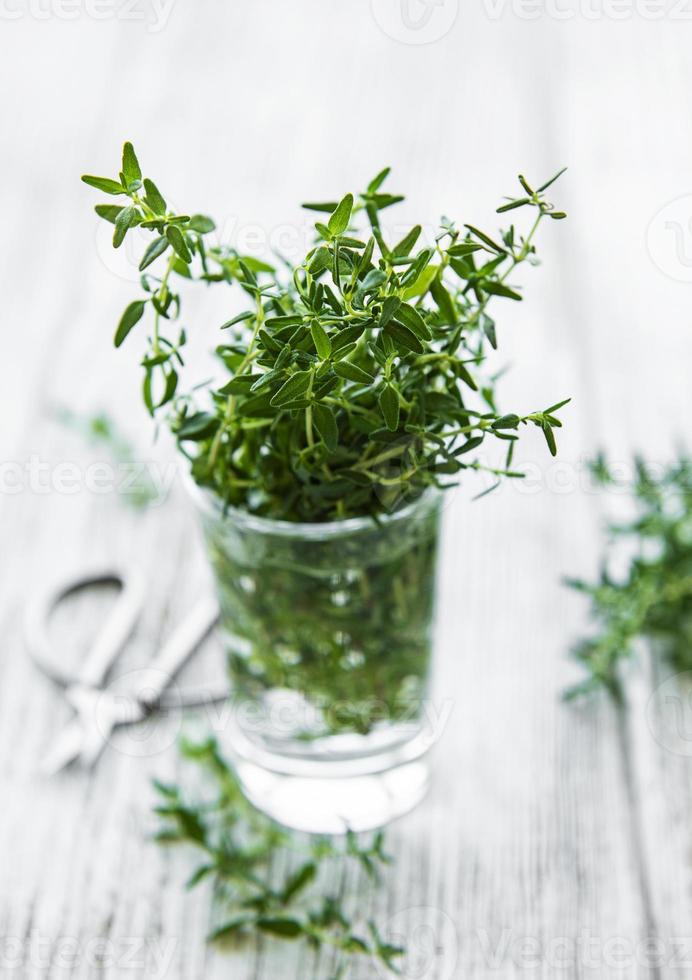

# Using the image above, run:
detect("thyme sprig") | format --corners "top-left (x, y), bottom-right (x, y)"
top-left (83, 143), bottom-right (569, 521)
top-left (154, 738), bottom-right (403, 975)
top-left (566, 454), bottom-right (692, 700)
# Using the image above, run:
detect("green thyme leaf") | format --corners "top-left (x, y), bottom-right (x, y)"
top-left (176, 412), bottom-right (219, 440)
top-left (94, 204), bottom-right (125, 224)
top-left (328, 193), bottom-right (354, 237)
top-left (257, 918), bottom-right (303, 939)
top-left (497, 197), bottom-right (531, 213)
top-left (189, 214), bottom-right (216, 233)
top-left (392, 225), bottom-right (421, 257)
top-left (82, 175), bottom-right (125, 195)
top-left (483, 281), bottom-right (522, 301)
top-left (464, 225), bottom-right (506, 253)
top-left (122, 141), bottom-right (142, 186)
top-left (301, 200), bottom-right (338, 213)
top-left (430, 277), bottom-right (456, 324)
top-left (542, 422), bottom-right (557, 456)
top-left (308, 247), bottom-right (331, 276)
top-left (447, 242), bottom-right (482, 257)
top-left (165, 224), bottom-right (192, 263)
top-left (313, 403), bottom-right (338, 450)
top-left (538, 166), bottom-right (568, 192)
top-left (384, 321), bottom-right (424, 354)
top-left (114, 300), bottom-right (146, 347)
top-left (333, 362), bottom-right (375, 385)
top-left (270, 370), bottom-right (312, 407)
top-left (366, 166), bottom-right (391, 193)
top-left (310, 320), bottom-right (332, 359)
top-left (379, 385), bottom-right (400, 431)
top-left (143, 177), bottom-right (166, 214)
top-left (379, 296), bottom-right (401, 328)
top-left (113, 205), bottom-right (138, 248)
top-left (393, 303), bottom-right (431, 340)
top-left (139, 236), bottom-right (169, 271)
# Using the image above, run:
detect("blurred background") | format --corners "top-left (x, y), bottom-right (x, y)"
top-left (2, 2), bottom-right (692, 978)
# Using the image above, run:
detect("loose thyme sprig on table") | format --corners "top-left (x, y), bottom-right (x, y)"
top-left (566, 454), bottom-right (692, 701)
top-left (83, 143), bottom-right (569, 521)
top-left (154, 738), bottom-right (403, 975)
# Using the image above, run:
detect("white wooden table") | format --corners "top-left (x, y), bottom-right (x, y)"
top-left (2, 2), bottom-right (692, 976)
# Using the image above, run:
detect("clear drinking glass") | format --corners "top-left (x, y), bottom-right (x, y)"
top-left (188, 477), bottom-right (443, 833)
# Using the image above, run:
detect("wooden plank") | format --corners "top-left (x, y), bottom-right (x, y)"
top-left (2, 3), bottom-right (692, 978)
top-left (551, 14), bottom-right (692, 975)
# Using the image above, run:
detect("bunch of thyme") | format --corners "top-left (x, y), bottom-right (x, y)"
top-left (83, 143), bottom-right (569, 521)
top-left (154, 738), bottom-right (403, 975)
top-left (566, 454), bottom-right (692, 700)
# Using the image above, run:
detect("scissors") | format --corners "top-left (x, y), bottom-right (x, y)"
top-left (24, 566), bottom-right (228, 775)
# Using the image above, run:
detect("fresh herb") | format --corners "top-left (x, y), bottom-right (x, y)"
top-left (83, 143), bottom-right (569, 523)
top-left (154, 737), bottom-right (403, 975)
top-left (566, 454), bottom-right (692, 701)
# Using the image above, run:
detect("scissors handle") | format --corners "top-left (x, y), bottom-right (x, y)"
top-left (136, 595), bottom-right (219, 708)
top-left (25, 567), bottom-right (146, 689)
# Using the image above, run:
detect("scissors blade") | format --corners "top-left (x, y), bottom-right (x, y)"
top-left (78, 718), bottom-right (116, 769)
top-left (40, 688), bottom-right (126, 775)
top-left (40, 718), bottom-right (87, 776)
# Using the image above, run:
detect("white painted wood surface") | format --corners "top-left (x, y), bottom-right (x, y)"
top-left (2, 2), bottom-right (692, 976)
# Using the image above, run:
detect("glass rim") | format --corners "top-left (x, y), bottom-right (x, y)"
top-left (180, 462), bottom-right (442, 539)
